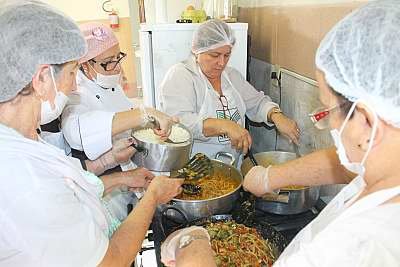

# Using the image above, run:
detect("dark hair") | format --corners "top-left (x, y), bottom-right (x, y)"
top-left (18, 83), bottom-right (34, 97)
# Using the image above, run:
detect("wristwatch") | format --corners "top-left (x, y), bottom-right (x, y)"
top-left (268, 107), bottom-right (283, 123)
top-left (178, 234), bottom-right (210, 249)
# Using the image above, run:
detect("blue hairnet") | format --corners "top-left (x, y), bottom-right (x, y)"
top-left (316, 0), bottom-right (400, 127)
top-left (192, 19), bottom-right (236, 54)
top-left (0, 0), bottom-right (87, 102)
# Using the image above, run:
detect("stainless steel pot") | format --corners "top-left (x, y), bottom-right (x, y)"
top-left (131, 123), bottom-right (193, 171)
top-left (163, 153), bottom-right (243, 221)
top-left (241, 151), bottom-right (320, 215)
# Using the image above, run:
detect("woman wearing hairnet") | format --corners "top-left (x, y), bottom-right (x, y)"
top-left (61, 22), bottom-right (179, 221)
top-left (159, 19), bottom-right (299, 165)
top-left (161, 1), bottom-right (400, 266)
top-left (62, 22), bottom-right (174, 172)
top-left (0, 1), bottom-right (183, 265)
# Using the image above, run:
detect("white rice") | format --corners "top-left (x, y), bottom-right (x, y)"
top-left (133, 125), bottom-right (190, 145)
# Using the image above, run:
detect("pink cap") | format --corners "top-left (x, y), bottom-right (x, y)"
top-left (79, 22), bottom-right (119, 64)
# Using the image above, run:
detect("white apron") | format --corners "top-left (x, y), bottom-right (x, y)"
top-left (275, 175), bottom-right (400, 266)
top-left (191, 70), bottom-right (247, 167)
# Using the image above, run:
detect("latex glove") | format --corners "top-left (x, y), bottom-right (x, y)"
top-left (141, 107), bottom-right (179, 139)
top-left (117, 167), bottom-right (155, 191)
top-left (243, 165), bottom-right (272, 197)
top-left (270, 113), bottom-right (300, 145)
top-left (90, 138), bottom-right (136, 175)
top-left (221, 120), bottom-right (252, 154)
top-left (146, 175), bottom-right (184, 204)
top-left (161, 226), bottom-right (210, 267)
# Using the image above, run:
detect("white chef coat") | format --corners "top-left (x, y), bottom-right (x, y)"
top-left (0, 123), bottom-right (109, 267)
top-left (61, 70), bottom-right (135, 169)
top-left (159, 56), bottom-right (278, 165)
top-left (274, 176), bottom-right (400, 267)
top-left (61, 71), bottom-right (139, 220)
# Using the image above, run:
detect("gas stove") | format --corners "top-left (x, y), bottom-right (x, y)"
top-left (135, 192), bottom-right (327, 267)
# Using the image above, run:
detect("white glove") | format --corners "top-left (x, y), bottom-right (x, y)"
top-left (243, 165), bottom-right (273, 197)
top-left (90, 138), bottom-right (136, 175)
top-left (161, 226), bottom-right (210, 267)
top-left (140, 106), bottom-right (178, 138)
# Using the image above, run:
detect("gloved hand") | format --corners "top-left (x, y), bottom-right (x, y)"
top-left (161, 226), bottom-right (210, 267)
top-left (89, 138), bottom-right (136, 175)
top-left (140, 107), bottom-right (179, 139)
top-left (243, 165), bottom-right (272, 197)
top-left (118, 167), bottom-right (154, 190)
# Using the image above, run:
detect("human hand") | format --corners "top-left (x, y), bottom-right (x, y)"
top-left (271, 113), bottom-right (300, 145)
top-left (161, 226), bottom-right (210, 267)
top-left (221, 120), bottom-right (252, 154)
top-left (90, 137), bottom-right (135, 175)
top-left (142, 108), bottom-right (179, 139)
top-left (111, 137), bottom-right (137, 164)
top-left (117, 167), bottom-right (154, 190)
top-left (243, 166), bottom-right (272, 197)
top-left (146, 176), bottom-right (184, 204)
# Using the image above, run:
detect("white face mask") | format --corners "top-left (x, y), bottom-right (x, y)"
top-left (89, 63), bottom-right (120, 89)
top-left (40, 66), bottom-right (69, 125)
top-left (330, 100), bottom-right (378, 176)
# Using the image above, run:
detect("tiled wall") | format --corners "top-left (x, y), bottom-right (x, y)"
top-left (248, 58), bottom-right (344, 196)
top-left (239, 2), bottom-right (367, 79)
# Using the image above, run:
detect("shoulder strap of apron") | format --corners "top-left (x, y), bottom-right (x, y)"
top-left (222, 71), bottom-right (246, 126)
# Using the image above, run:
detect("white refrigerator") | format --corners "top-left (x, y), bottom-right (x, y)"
top-left (138, 23), bottom-right (248, 108)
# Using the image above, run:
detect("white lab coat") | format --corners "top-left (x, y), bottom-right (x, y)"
top-left (159, 56), bottom-right (278, 165)
top-left (0, 123), bottom-right (109, 266)
top-left (274, 176), bottom-right (400, 267)
top-left (61, 70), bottom-right (135, 169)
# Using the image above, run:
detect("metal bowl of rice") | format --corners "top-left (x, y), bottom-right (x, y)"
top-left (131, 123), bottom-right (193, 171)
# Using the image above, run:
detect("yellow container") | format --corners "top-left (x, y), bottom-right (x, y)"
top-left (181, 10), bottom-right (207, 23)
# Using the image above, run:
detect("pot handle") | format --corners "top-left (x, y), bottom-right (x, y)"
top-left (215, 152), bottom-right (235, 166)
top-left (260, 191), bottom-right (291, 203)
top-left (160, 205), bottom-right (190, 226)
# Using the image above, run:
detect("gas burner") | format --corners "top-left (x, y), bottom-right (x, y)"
top-left (134, 230), bottom-right (157, 267)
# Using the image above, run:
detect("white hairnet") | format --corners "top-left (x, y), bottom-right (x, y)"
top-left (0, 0), bottom-right (87, 102)
top-left (316, 0), bottom-right (400, 127)
top-left (192, 19), bottom-right (236, 54)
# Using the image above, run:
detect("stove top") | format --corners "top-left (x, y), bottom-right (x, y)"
top-left (138, 192), bottom-right (326, 267)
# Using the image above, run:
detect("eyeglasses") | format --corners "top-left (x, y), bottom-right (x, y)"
top-left (91, 52), bottom-right (127, 71)
top-left (309, 103), bottom-right (344, 130)
top-left (219, 95), bottom-right (232, 119)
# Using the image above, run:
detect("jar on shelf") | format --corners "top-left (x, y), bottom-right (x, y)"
top-left (213, 0), bottom-right (238, 23)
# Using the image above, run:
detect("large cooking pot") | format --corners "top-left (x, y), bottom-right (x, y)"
top-left (131, 123), bottom-right (193, 171)
top-left (241, 151), bottom-right (320, 215)
top-left (162, 152), bottom-right (242, 222)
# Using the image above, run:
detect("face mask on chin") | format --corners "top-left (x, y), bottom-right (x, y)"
top-left (329, 99), bottom-right (378, 177)
top-left (40, 66), bottom-right (69, 125)
top-left (88, 63), bottom-right (121, 89)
